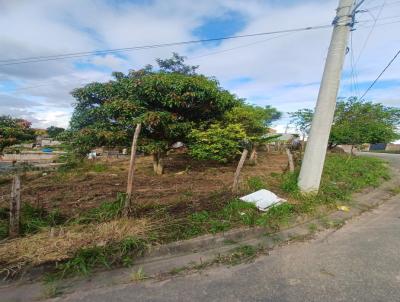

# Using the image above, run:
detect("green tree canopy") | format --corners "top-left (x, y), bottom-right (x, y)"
top-left (189, 123), bottom-right (247, 163)
top-left (330, 98), bottom-right (400, 147)
top-left (290, 98), bottom-right (400, 147)
top-left (46, 126), bottom-right (65, 138)
top-left (289, 108), bottom-right (314, 140)
top-left (68, 53), bottom-right (242, 173)
top-left (224, 104), bottom-right (281, 137)
top-left (0, 116), bottom-right (35, 152)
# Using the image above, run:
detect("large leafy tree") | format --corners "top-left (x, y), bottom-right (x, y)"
top-left (330, 98), bottom-right (400, 148)
top-left (69, 53), bottom-right (241, 174)
top-left (289, 108), bottom-right (314, 141)
top-left (291, 98), bottom-right (400, 149)
top-left (0, 116), bottom-right (35, 153)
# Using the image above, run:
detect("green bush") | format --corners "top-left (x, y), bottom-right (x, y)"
top-left (188, 123), bottom-right (246, 163)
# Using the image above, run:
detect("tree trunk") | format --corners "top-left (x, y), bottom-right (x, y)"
top-left (232, 149), bottom-right (248, 194)
top-left (249, 147), bottom-right (258, 165)
top-left (124, 123), bottom-right (141, 216)
top-left (9, 175), bottom-right (21, 238)
top-left (286, 148), bottom-right (295, 173)
top-left (152, 152), bottom-right (165, 175)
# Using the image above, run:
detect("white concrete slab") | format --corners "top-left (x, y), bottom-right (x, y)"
top-left (240, 189), bottom-right (286, 211)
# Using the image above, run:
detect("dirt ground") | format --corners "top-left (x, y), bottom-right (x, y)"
top-left (0, 150), bottom-right (289, 217)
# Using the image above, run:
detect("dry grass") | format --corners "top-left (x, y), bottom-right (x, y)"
top-left (0, 218), bottom-right (149, 273)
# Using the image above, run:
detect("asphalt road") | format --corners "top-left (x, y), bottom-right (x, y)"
top-left (57, 153), bottom-right (400, 302)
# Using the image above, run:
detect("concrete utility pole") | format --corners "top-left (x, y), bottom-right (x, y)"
top-left (298, 0), bottom-right (354, 192)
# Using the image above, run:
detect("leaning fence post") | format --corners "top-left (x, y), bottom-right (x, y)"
top-left (124, 123), bottom-right (142, 216)
top-left (232, 148), bottom-right (248, 194)
top-left (286, 148), bottom-right (295, 172)
top-left (9, 175), bottom-right (21, 237)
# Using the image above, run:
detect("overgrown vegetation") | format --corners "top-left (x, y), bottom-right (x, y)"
top-left (54, 236), bottom-right (148, 278)
top-left (0, 115), bottom-right (35, 153)
top-left (73, 194), bottom-right (125, 224)
top-left (0, 152), bottom-right (390, 280)
top-left (0, 204), bottom-right (66, 240)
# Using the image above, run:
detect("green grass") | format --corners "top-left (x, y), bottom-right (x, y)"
top-left (73, 193), bottom-right (125, 224)
top-left (247, 176), bottom-right (267, 191)
top-left (0, 204), bottom-right (66, 240)
top-left (215, 245), bottom-right (258, 266)
top-left (7, 153), bottom-right (390, 279)
top-left (53, 236), bottom-right (147, 278)
top-left (21, 204), bottom-right (65, 235)
top-left (58, 152), bottom-right (109, 174)
top-left (140, 155), bottom-right (388, 244)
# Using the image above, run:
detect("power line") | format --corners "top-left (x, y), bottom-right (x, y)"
top-left (6, 32), bottom-right (298, 93)
top-left (0, 24), bottom-right (332, 67)
top-left (355, 0), bottom-right (386, 65)
top-left (360, 49), bottom-right (400, 99)
top-left (349, 30), bottom-right (360, 96)
top-left (188, 32), bottom-right (294, 60)
top-left (364, 0), bottom-right (400, 10)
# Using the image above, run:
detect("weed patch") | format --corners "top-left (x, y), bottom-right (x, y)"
top-left (74, 193), bottom-right (125, 224)
top-left (21, 204), bottom-right (65, 235)
top-left (54, 236), bottom-right (147, 278)
top-left (247, 176), bottom-right (267, 191)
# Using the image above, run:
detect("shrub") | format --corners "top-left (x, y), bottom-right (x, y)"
top-left (188, 123), bottom-right (246, 163)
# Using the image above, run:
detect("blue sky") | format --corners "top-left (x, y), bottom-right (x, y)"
top-left (0, 0), bottom-right (399, 134)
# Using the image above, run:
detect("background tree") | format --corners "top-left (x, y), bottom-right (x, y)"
top-left (46, 126), bottom-right (65, 138)
top-left (69, 53), bottom-right (241, 174)
top-left (289, 109), bottom-right (313, 141)
top-left (156, 52), bottom-right (199, 75)
top-left (0, 116), bottom-right (35, 153)
top-left (330, 98), bottom-right (400, 150)
top-left (291, 98), bottom-right (400, 151)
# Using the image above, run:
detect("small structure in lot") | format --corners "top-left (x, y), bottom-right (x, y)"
top-left (36, 135), bottom-right (62, 147)
top-left (1, 151), bottom-right (65, 162)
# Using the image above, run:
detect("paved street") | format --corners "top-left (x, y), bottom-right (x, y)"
top-left (56, 153), bottom-right (400, 302)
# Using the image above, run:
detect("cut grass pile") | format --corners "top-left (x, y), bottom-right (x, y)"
top-left (0, 154), bottom-right (390, 279)
top-left (0, 218), bottom-right (150, 278)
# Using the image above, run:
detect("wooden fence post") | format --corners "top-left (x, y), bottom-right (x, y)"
top-left (124, 123), bottom-right (142, 215)
top-left (9, 175), bottom-right (21, 237)
top-left (286, 148), bottom-right (295, 173)
top-left (232, 148), bottom-right (248, 194)
top-left (249, 147), bottom-right (258, 165)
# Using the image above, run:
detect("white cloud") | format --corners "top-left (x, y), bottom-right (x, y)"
top-left (0, 0), bottom-right (399, 130)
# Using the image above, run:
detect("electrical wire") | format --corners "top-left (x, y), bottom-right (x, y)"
top-left (188, 32), bottom-right (295, 61)
top-left (349, 31), bottom-right (360, 96)
top-left (355, 0), bottom-right (386, 66)
top-left (363, 0), bottom-right (400, 10)
top-left (0, 24), bottom-right (332, 67)
top-left (360, 49), bottom-right (400, 99)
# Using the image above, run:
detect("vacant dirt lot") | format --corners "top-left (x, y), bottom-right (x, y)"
top-left (0, 151), bottom-right (289, 217)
